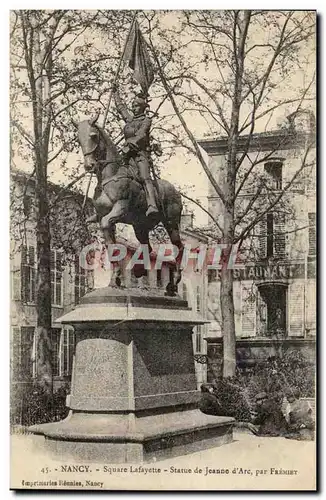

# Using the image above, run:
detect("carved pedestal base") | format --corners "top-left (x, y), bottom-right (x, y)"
top-left (29, 287), bottom-right (234, 463)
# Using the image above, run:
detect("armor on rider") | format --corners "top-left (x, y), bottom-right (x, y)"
top-left (112, 85), bottom-right (159, 217)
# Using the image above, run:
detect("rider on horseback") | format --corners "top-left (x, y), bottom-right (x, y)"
top-left (112, 84), bottom-right (159, 218)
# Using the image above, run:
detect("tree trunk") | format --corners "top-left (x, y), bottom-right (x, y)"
top-left (220, 206), bottom-right (236, 378)
top-left (219, 12), bottom-right (250, 378)
top-left (32, 16), bottom-right (53, 394)
top-left (35, 178), bottom-right (53, 394)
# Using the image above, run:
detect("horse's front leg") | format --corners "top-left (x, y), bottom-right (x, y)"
top-left (101, 201), bottom-right (128, 287)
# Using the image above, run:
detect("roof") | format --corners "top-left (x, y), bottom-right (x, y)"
top-left (10, 168), bottom-right (91, 203)
top-left (197, 129), bottom-right (314, 155)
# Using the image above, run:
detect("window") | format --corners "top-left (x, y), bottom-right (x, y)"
top-left (51, 250), bottom-right (63, 306)
top-left (11, 327), bottom-right (75, 380)
top-left (60, 327), bottom-right (75, 376)
top-left (259, 212), bottom-right (286, 259)
top-left (194, 326), bottom-right (202, 353)
top-left (257, 285), bottom-right (287, 338)
top-left (21, 246), bottom-right (36, 303)
top-left (308, 213), bottom-right (316, 256)
top-left (11, 327), bottom-right (35, 380)
top-left (264, 161), bottom-right (283, 190)
top-left (75, 255), bottom-right (92, 304)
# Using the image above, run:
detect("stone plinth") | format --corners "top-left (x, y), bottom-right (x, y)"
top-left (30, 287), bottom-right (234, 462)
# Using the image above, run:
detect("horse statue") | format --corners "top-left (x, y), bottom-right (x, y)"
top-left (75, 112), bottom-right (184, 296)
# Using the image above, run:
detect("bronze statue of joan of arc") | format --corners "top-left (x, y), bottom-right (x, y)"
top-left (112, 84), bottom-right (158, 218)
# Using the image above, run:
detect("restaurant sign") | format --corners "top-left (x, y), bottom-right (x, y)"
top-left (230, 263), bottom-right (306, 281)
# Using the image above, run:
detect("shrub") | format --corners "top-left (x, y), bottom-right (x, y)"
top-left (209, 351), bottom-right (315, 422)
top-left (212, 378), bottom-right (252, 422)
top-left (11, 383), bottom-right (70, 428)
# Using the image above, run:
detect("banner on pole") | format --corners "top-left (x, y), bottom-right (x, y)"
top-left (123, 20), bottom-right (154, 94)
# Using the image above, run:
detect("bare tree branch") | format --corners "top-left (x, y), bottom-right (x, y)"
top-left (180, 192), bottom-right (223, 234)
top-left (234, 141), bottom-right (314, 243)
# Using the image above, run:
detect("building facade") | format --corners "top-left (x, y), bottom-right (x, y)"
top-left (198, 114), bottom-right (316, 379)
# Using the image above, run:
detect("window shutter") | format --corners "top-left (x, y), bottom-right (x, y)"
top-left (233, 281), bottom-right (242, 337)
top-left (11, 327), bottom-right (21, 380)
top-left (69, 328), bottom-right (75, 375)
top-left (288, 282), bottom-right (304, 336)
top-left (28, 246), bottom-right (35, 266)
top-left (257, 289), bottom-right (268, 337)
top-left (50, 328), bottom-right (61, 376)
top-left (21, 246), bottom-right (27, 265)
top-left (11, 270), bottom-right (21, 301)
top-left (20, 245), bottom-right (36, 303)
top-left (241, 283), bottom-right (256, 337)
top-left (257, 217), bottom-right (267, 259)
top-left (20, 327), bottom-right (34, 379)
top-left (21, 246), bottom-right (28, 303)
top-left (50, 250), bottom-right (55, 271)
top-left (305, 280), bottom-right (316, 334)
top-left (274, 212), bottom-right (286, 258)
top-left (74, 254), bottom-right (80, 304)
top-left (59, 328), bottom-right (65, 377)
top-left (30, 246), bottom-right (36, 303)
top-left (208, 281), bottom-right (221, 323)
top-left (56, 251), bottom-right (62, 272)
top-left (308, 213), bottom-right (316, 256)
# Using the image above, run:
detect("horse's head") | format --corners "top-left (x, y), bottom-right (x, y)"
top-left (74, 112), bottom-right (103, 172)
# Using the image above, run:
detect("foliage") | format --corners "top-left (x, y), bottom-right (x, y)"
top-left (212, 378), bottom-right (252, 422)
top-left (11, 382), bottom-right (70, 428)
top-left (210, 351), bottom-right (315, 421)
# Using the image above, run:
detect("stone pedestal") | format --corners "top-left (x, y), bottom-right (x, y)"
top-left (30, 287), bottom-right (234, 462)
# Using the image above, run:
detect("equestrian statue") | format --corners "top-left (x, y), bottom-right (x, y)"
top-left (75, 86), bottom-right (184, 296)
top-left (74, 17), bottom-right (186, 296)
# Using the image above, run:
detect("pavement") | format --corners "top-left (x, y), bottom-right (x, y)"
top-left (10, 430), bottom-right (316, 491)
